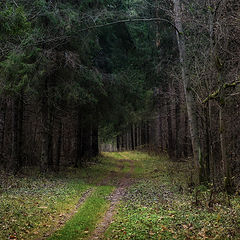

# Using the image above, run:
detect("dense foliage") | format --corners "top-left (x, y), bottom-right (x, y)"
top-left (0, 0), bottom-right (239, 191)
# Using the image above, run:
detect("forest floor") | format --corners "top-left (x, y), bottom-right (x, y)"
top-left (1, 152), bottom-right (240, 240)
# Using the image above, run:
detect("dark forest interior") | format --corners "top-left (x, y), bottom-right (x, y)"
top-left (0, 0), bottom-right (240, 239)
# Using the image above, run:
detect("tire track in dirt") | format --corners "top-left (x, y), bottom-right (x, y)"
top-left (41, 159), bottom-right (124, 240)
top-left (39, 188), bottom-right (95, 240)
top-left (89, 156), bottom-right (135, 240)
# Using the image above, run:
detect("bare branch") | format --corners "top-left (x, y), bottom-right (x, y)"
top-left (79, 18), bottom-right (180, 34)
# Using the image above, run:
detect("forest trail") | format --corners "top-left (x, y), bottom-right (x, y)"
top-left (40, 188), bottom-right (95, 239)
top-left (1, 152), bottom-right (240, 240)
top-left (89, 154), bottom-right (135, 240)
top-left (47, 152), bottom-right (137, 240)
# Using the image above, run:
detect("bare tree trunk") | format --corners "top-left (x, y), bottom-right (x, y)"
top-left (126, 131), bottom-right (129, 150)
top-left (146, 121), bottom-right (150, 146)
top-left (131, 124), bottom-right (134, 150)
top-left (92, 120), bottom-right (99, 157)
top-left (55, 120), bottom-right (62, 172)
top-left (183, 113), bottom-right (189, 157)
top-left (0, 99), bottom-right (7, 167)
top-left (116, 135), bottom-right (120, 151)
top-left (18, 92), bottom-right (24, 171)
top-left (82, 117), bottom-right (92, 160)
top-left (138, 126), bottom-right (141, 147)
top-left (121, 134), bottom-right (124, 150)
top-left (159, 111), bottom-right (164, 151)
top-left (47, 110), bottom-right (54, 170)
top-left (134, 125), bottom-right (138, 149)
top-left (75, 110), bottom-right (83, 167)
top-left (204, 103), bottom-right (211, 182)
top-left (40, 78), bottom-right (49, 172)
top-left (167, 94), bottom-right (174, 159)
top-left (173, 0), bottom-right (201, 183)
top-left (141, 122), bottom-right (146, 146)
top-left (219, 106), bottom-right (232, 192)
top-left (175, 83), bottom-right (181, 158)
top-left (11, 91), bottom-right (24, 173)
top-left (12, 98), bottom-right (19, 172)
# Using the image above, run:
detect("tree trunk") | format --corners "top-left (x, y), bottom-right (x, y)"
top-left (134, 125), bottom-right (138, 149)
top-left (117, 135), bottom-right (120, 151)
top-left (141, 122), bottom-right (146, 146)
top-left (18, 92), bottom-right (24, 171)
top-left (82, 118), bottom-right (92, 160)
top-left (75, 110), bottom-right (83, 167)
top-left (92, 120), bottom-right (99, 157)
top-left (167, 95), bottom-right (174, 159)
top-left (175, 83), bottom-right (181, 158)
top-left (219, 106), bottom-right (232, 192)
top-left (40, 78), bottom-right (49, 172)
top-left (0, 99), bottom-right (7, 167)
top-left (138, 126), bottom-right (141, 147)
top-left (131, 124), bottom-right (134, 150)
top-left (121, 134), bottom-right (124, 150)
top-left (12, 98), bottom-right (19, 172)
top-left (47, 110), bottom-right (54, 170)
top-left (204, 102), bottom-right (211, 182)
top-left (146, 121), bottom-right (150, 146)
top-left (159, 111), bottom-right (163, 152)
top-left (173, 0), bottom-right (201, 183)
top-left (11, 92), bottom-right (24, 173)
top-left (183, 113), bottom-right (188, 157)
top-left (56, 120), bottom-right (62, 172)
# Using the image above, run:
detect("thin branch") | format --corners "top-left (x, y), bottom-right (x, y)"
top-left (79, 17), bottom-right (180, 33)
top-left (12, 0), bottom-right (18, 7)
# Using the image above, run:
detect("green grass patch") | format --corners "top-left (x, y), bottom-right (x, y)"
top-left (0, 154), bottom-right (118, 240)
top-left (48, 185), bottom-right (114, 240)
top-left (105, 152), bottom-right (240, 240)
top-left (0, 176), bottom-right (90, 240)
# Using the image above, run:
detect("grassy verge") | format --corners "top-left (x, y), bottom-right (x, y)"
top-left (0, 154), bottom-right (117, 240)
top-left (0, 176), bottom-right (91, 240)
top-left (105, 151), bottom-right (240, 240)
top-left (49, 185), bottom-right (114, 240)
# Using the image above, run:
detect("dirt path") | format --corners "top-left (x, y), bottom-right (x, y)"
top-left (39, 188), bottom-right (95, 240)
top-left (89, 157), bottom-right (135, 240)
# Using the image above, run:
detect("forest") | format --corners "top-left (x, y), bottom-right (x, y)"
top-left (0, 0), bottom-right (240, 239)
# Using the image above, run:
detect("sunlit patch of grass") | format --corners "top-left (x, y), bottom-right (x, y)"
top-left (48, 185), bottom-right (114, 240)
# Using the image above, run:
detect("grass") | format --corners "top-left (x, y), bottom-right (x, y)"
top-left (0, 153), bottom-right (118, 240)
top-left (49, 185), bottom-right (114, 240)
top-left (0, 176), bottom-right (91, 240)
top-left (1, 151), bottom-right (240, 240)
top-left (104, 151), bottom-right (240, 240)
